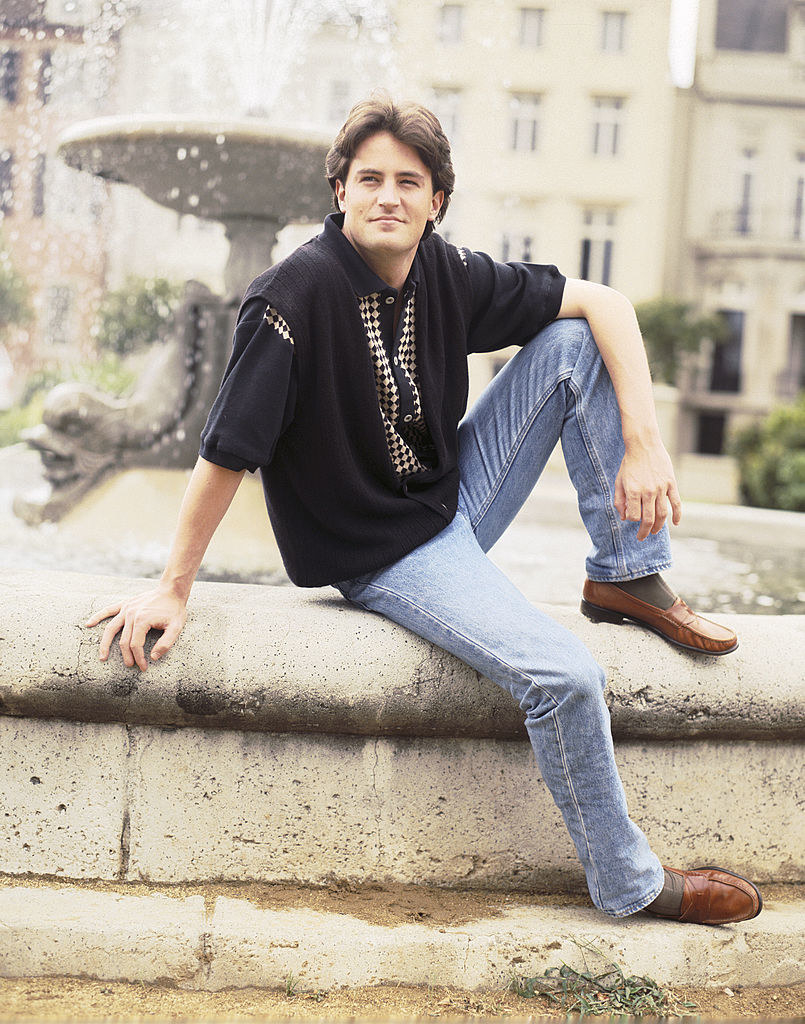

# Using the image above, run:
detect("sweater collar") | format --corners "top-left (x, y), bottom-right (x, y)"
top-left (321, 213), bottom-right (421, 298)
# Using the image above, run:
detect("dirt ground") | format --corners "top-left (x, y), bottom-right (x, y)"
top-left (0, 878), bottom-right (802, 1021)
top-left (0, 976), bottom-right (803, 1022)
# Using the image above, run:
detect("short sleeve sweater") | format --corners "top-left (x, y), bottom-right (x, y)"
top-left (200, 215), bottom-right (565, 587)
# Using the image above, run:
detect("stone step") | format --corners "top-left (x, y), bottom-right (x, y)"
top-left (0, 882), bottom-right (802, 992)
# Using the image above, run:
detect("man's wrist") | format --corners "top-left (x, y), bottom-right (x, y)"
top-left (621, 417), bottom-right (663, 451)
top-left (158, 573), bottom-right (193, 603)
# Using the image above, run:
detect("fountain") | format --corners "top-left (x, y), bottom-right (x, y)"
top-left (13, 115), bottom-right (333, 523)
top-left (11, 0), bottom-right (391, 523)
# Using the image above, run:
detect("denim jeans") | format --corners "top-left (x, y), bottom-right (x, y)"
top-left (335, 318), bottom-right (669, 917)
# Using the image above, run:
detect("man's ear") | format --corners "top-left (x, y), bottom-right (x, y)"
top-left (428, 189), bottom-right (445, 222)
top-left (335, 180), bottom-right (346, 212)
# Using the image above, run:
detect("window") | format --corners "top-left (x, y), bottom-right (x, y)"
top-left (0, 151), bottom-right (13, 217)
top-left (784, 315), bottom-right (805, 394)
top-left (696, 412), bottom-right (727, 455)
top-left (501, 233), bottom-right (533, 262)
top-left (591, 96), bottom-right (624, 156)
top-left (510, 93), bottom-right (540, 152)
top-left (710, 311), bottom-right (744, 393)
top-left (715, 0), bottom-right (787, 53)
top-left (600, 11), bottom-right (627, 52)
top-left (0, 49), bottom-right (21, 104)
top-left (438, 4), bottom-right (464, 44)
top-left (519, 7), bottom-right (545, 47)
top-left (579, 208), bottom-right (616, 286)
top-left (735, 148), bottom-right (755, 236)
top-left (430, 87), bottom-right (461, 141)
top-left (793, 153), bottom-right (804, 242)
top-left (45, 285), bottom-right (75, 347)
top-left (38, 50), bottom-right (52, 105)
top-left (33, 153), bottom-right (45, 217)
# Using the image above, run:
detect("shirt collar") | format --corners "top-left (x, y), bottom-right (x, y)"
top-left (320, 213), bottom-right (421, 298)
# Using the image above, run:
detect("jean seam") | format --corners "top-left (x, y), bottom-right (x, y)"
top-left (356, 577), bottom-right (604, 908)
top-left (469, 371), bottom-right (572, 537)
top-left (567, 376), bottom-right (627, 577)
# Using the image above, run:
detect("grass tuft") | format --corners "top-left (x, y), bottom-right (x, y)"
top-left (510, 942), bottom-right (698, 1018)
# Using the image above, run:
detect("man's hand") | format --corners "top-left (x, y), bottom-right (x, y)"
top-left (614, 440), bottom-right (682, 542)
top-left (85, 587), bottom-right (188, 672)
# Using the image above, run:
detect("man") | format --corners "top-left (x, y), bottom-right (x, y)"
top-left (87, 97), bottom-right (760, 926)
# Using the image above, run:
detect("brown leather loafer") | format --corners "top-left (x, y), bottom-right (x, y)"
top-left (581, 579), bottom-right (738, 655)
top-left (645, 866), bottom-right (762, 925)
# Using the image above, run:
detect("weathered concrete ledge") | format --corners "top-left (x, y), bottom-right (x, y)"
top-left (0, 569), bottom-right (802, 888)
top-left (2, 569), bottom-right (803, 741)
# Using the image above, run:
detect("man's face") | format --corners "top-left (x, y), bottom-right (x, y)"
top-left (335, 131), bottom-right (444, 270)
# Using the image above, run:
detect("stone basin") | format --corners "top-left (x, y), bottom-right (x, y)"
top-left (57, 114), bottom-right (333, 224)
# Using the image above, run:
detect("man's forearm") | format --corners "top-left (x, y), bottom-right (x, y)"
top-left (159, 456), bottom-right (246, 602)
top-left (558, 278), bottom-right (660, 448)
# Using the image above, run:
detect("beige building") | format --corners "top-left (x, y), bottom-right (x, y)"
top-left (394, 0), bottom-right (677, 307)
top-left (668, 0), bottom-right (805, 463)
top-left (0, 0), bottom-right (110, 378)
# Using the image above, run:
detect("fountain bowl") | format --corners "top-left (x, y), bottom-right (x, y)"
top-left (57, 115), bottom-right (334, 224)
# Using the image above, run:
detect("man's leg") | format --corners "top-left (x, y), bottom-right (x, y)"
top-left (460, 318), bottom-right (736, 655)
top-left (336, 318), bottom-right (758, 921)
top-left (335, 510), bottom-right (664, 917)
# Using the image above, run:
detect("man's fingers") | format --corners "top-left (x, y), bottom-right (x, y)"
top-left (98, 613), bottom-right (125, 661)
top-left (128, 617), bottom-right (152, 672)
top-left (650, 494), bottom-right (669, 534)
top-left (669, 481), bottom-right (683, 526)
top-left (85, 604), bottom-right (121, 628)
top-left (637, 496), bottom-right (655, 541)
top-left (613, 478), bottom-right (627, 520)
top-left (152, 617), bottom-right (185, 661)
top-left (118, 616), bottom-right (136, 669)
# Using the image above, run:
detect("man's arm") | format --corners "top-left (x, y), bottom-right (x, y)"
top-left (85, 457), bottom-right (245, 671)
top-left (557, 277), bottom-right (682, 541)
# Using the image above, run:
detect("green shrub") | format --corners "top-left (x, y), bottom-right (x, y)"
top-left (636, 298), bottom-right (726, 386)
top-left (732, 395), bottom-right (805, 512)
top-left (95, 276), bottom-right (182, 355)
top-left (0, 246), bottom-right (31, 338)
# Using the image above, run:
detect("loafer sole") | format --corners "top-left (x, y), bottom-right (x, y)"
top-left (580, 598), bottom-right (739, 656)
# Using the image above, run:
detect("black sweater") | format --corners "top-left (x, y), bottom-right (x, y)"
top-left (201, 218), bottom-right (565, 586)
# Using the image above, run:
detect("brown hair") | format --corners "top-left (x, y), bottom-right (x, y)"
top-left (325, 95), bottom-right (455, 236)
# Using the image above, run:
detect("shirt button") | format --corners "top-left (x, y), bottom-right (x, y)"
top-left (403, 414), bottom-right (413, 422)
top-left (385, 296), bottom-right (395, 305)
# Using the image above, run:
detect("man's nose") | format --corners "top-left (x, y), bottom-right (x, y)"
top-left (378, 180), bottom-right (400, 205)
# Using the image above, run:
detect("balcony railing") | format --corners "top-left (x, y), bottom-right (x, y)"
top-left (706, 208), bottom-right (805, 246)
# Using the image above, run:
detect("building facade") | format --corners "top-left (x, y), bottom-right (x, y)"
top-left (669, 0), bottom-right (805, 463)
top-left (0, 0), bottom-right (110, 379)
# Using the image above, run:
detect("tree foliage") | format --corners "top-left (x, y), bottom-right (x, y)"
top-left (731, 395), bottom-right (805, 512)
top-left (635, 298), bottom-right (725, 386)
top-left (94, 276), bottom-right (182, 355)
top-left (0, 247), bottom-right (32, 338)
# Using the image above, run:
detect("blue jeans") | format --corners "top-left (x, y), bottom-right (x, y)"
top-left (335, 319), bottom-right (669, 917)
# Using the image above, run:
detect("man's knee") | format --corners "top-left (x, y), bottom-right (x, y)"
top-left (524, 317), bottom-right (596, 372)
top-left (519, 646), bottom-right (607, 720)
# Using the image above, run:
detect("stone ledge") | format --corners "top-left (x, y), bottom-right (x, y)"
top-left (1, 569), bottom-right (803, 742)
